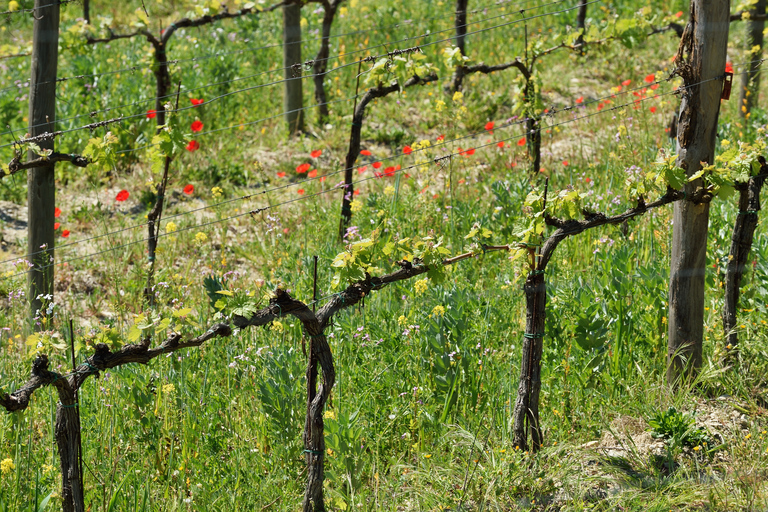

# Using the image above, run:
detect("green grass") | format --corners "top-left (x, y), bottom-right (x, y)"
top-left (1, 0), bottom-right (768, 510)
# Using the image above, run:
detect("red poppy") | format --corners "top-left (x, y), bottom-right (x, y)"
top-left (190, 98), bottom-right (204, 106)
top-left (517, 137), bottom-right (526, 146)
top-left (116, 190), bottom-right (129, 201)
top-left (485, 121), bottom-right (495, 132)
top-left (296, 163), bottom-right (311, 173)
top-left (465, 148), bottom-right (475, 156)
top-left (277, 171), bottom-right (286, 178)
top-left (374, 172), bottom-right (384, 178)
top-left (644, 74), bottom-right (655, 83)
top-left (186, 140), bottom-right (200, 152)
top-left (725, 61), bottom-right (734, 73)
top-left (191, 120), bottom-right (204, 132)
top-left (384, 166), bottom-right (396, 177)
top-left (372, 161), bottom-right (382, 169)
top-left (360, 149), bottom-right (372, 156)
top-left (183, 184), bottom-right (194, 195)
top-left (497, 141), bottom-right (505, 148)
top-left (353, 189), bottom-right (361, 196)
top-left (650, 83), bottom-right (659, 90)
top-left (675, 10), bottom-right (683, 17)
top-left (585, 177), bottom-right (592, 183)
top-left (54, 207), bottom-right (61, 218)
top-left (146, 110), bottom-right (156, 119)
top-left (308, 169), bottom-right (318, 178)
top-left (358, 166), bottom-right (367, 174)
top-left (597, 103), bottom-right (604, 111)
top-left (576, 96), bottom-right (584, 104)
top-left (403, 146), bottom-right (412, 155)
top-left (298, 189), bottom-right (305, 195)
top-left (650, 106), bottom-right (657, 113)
top-left (320, 176), bottom-right (327, 182)
top-left (562, 160), bottom-right (569, 166)
top-left (311, 149), bottom-right (323, 158)
top-left (62, 230), bottom-right (70, 238)
top-left (437, 135), bottom-right (445, 142)
top-left (621, 79), bottom-right (631, 86)
top-left (54, 222), bottom-right (60, 230)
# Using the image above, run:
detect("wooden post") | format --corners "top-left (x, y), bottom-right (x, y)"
top-left (283, 1), bottom-right (305, 136)
top-left (739, 0), bottom-right (765, 117)
top-left (83, 0), bottom-right (90, 23)
top-left (667, 0), bottom-right (729, 385)
top-left (449, 0), bottom-right (469, 92)
top-left (27, 0), bottom-right (60, 327)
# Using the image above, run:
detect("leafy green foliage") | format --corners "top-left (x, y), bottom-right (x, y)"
top-left (625, 149), bottom-right (686, 201)
top-left (126, 312), bottom-right (172, 343)
top-left (442, 45), bottom-right (470, 69)
top-left (213, 289), bottom-right (263, 320)
top-left (648, 407), bottom-right (713, 449)
top-left (25, 331), bottom-right (67, 358)
top-left (203, 274), bottom-right (227, 309)
top-left (82, 131), bottom-right (119, 171)
top-left (331, 230), bottom-right (383, 289)
top-left (363, 52), bottom-right (434, 89)
top-left (147, 111), bottom-right (187, 173)
top-left (690, 138), bottom-right (767, 197)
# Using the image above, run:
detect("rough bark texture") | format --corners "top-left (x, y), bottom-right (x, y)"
top-left (311, 0), bottom-right (341, 123)
top-left (283, 2), bottom-right (305, 135)
top-left (449, 0), bottom-right (469, 92)
top-left (739, 0), bottom-right (765, 117)
top-left (151, 41), bottom-right (171, 129)
top-left (512, 272), bottom-right (546, 451)
top-left (722, 164), bottom-right (767, 358)
top-left (27, 0), bottom-right (59, 327)
top-left (667, 0), bottom-right (729, 386)
top-left (338, 72), bottom-right (438, 240)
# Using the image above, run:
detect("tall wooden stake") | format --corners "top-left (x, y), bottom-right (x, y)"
top-left (27, 0), bottom-right (60, 328)
top-left (667, 0), bottom-right (729, 385)
top-left (283, 1), bottom-right (305, 136)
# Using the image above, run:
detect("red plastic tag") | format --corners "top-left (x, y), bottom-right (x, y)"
top-left (721, 72), bottom-right (733, 100)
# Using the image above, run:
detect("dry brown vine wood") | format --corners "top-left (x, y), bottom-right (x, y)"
top-left (722, 160), bottom-right (768, 360)
top-left (1, 243), bottom-right (506, 511)
top-left (511, 188), bottom-right (685, 451)
top-left (338, 70), bottom-right (438, 240)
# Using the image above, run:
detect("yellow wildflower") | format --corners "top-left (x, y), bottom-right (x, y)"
top-left (431, 305), bottom-right (446, 318)
top-left (1, 458), bottom-right (14, 474)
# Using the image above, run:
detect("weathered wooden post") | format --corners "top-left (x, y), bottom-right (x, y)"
top-left (27, 0), bottom-right (60, 327)
top-left (283, 0), bottom-right (305, 135)
top-left (667, 0), bottom-right (729, 385)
